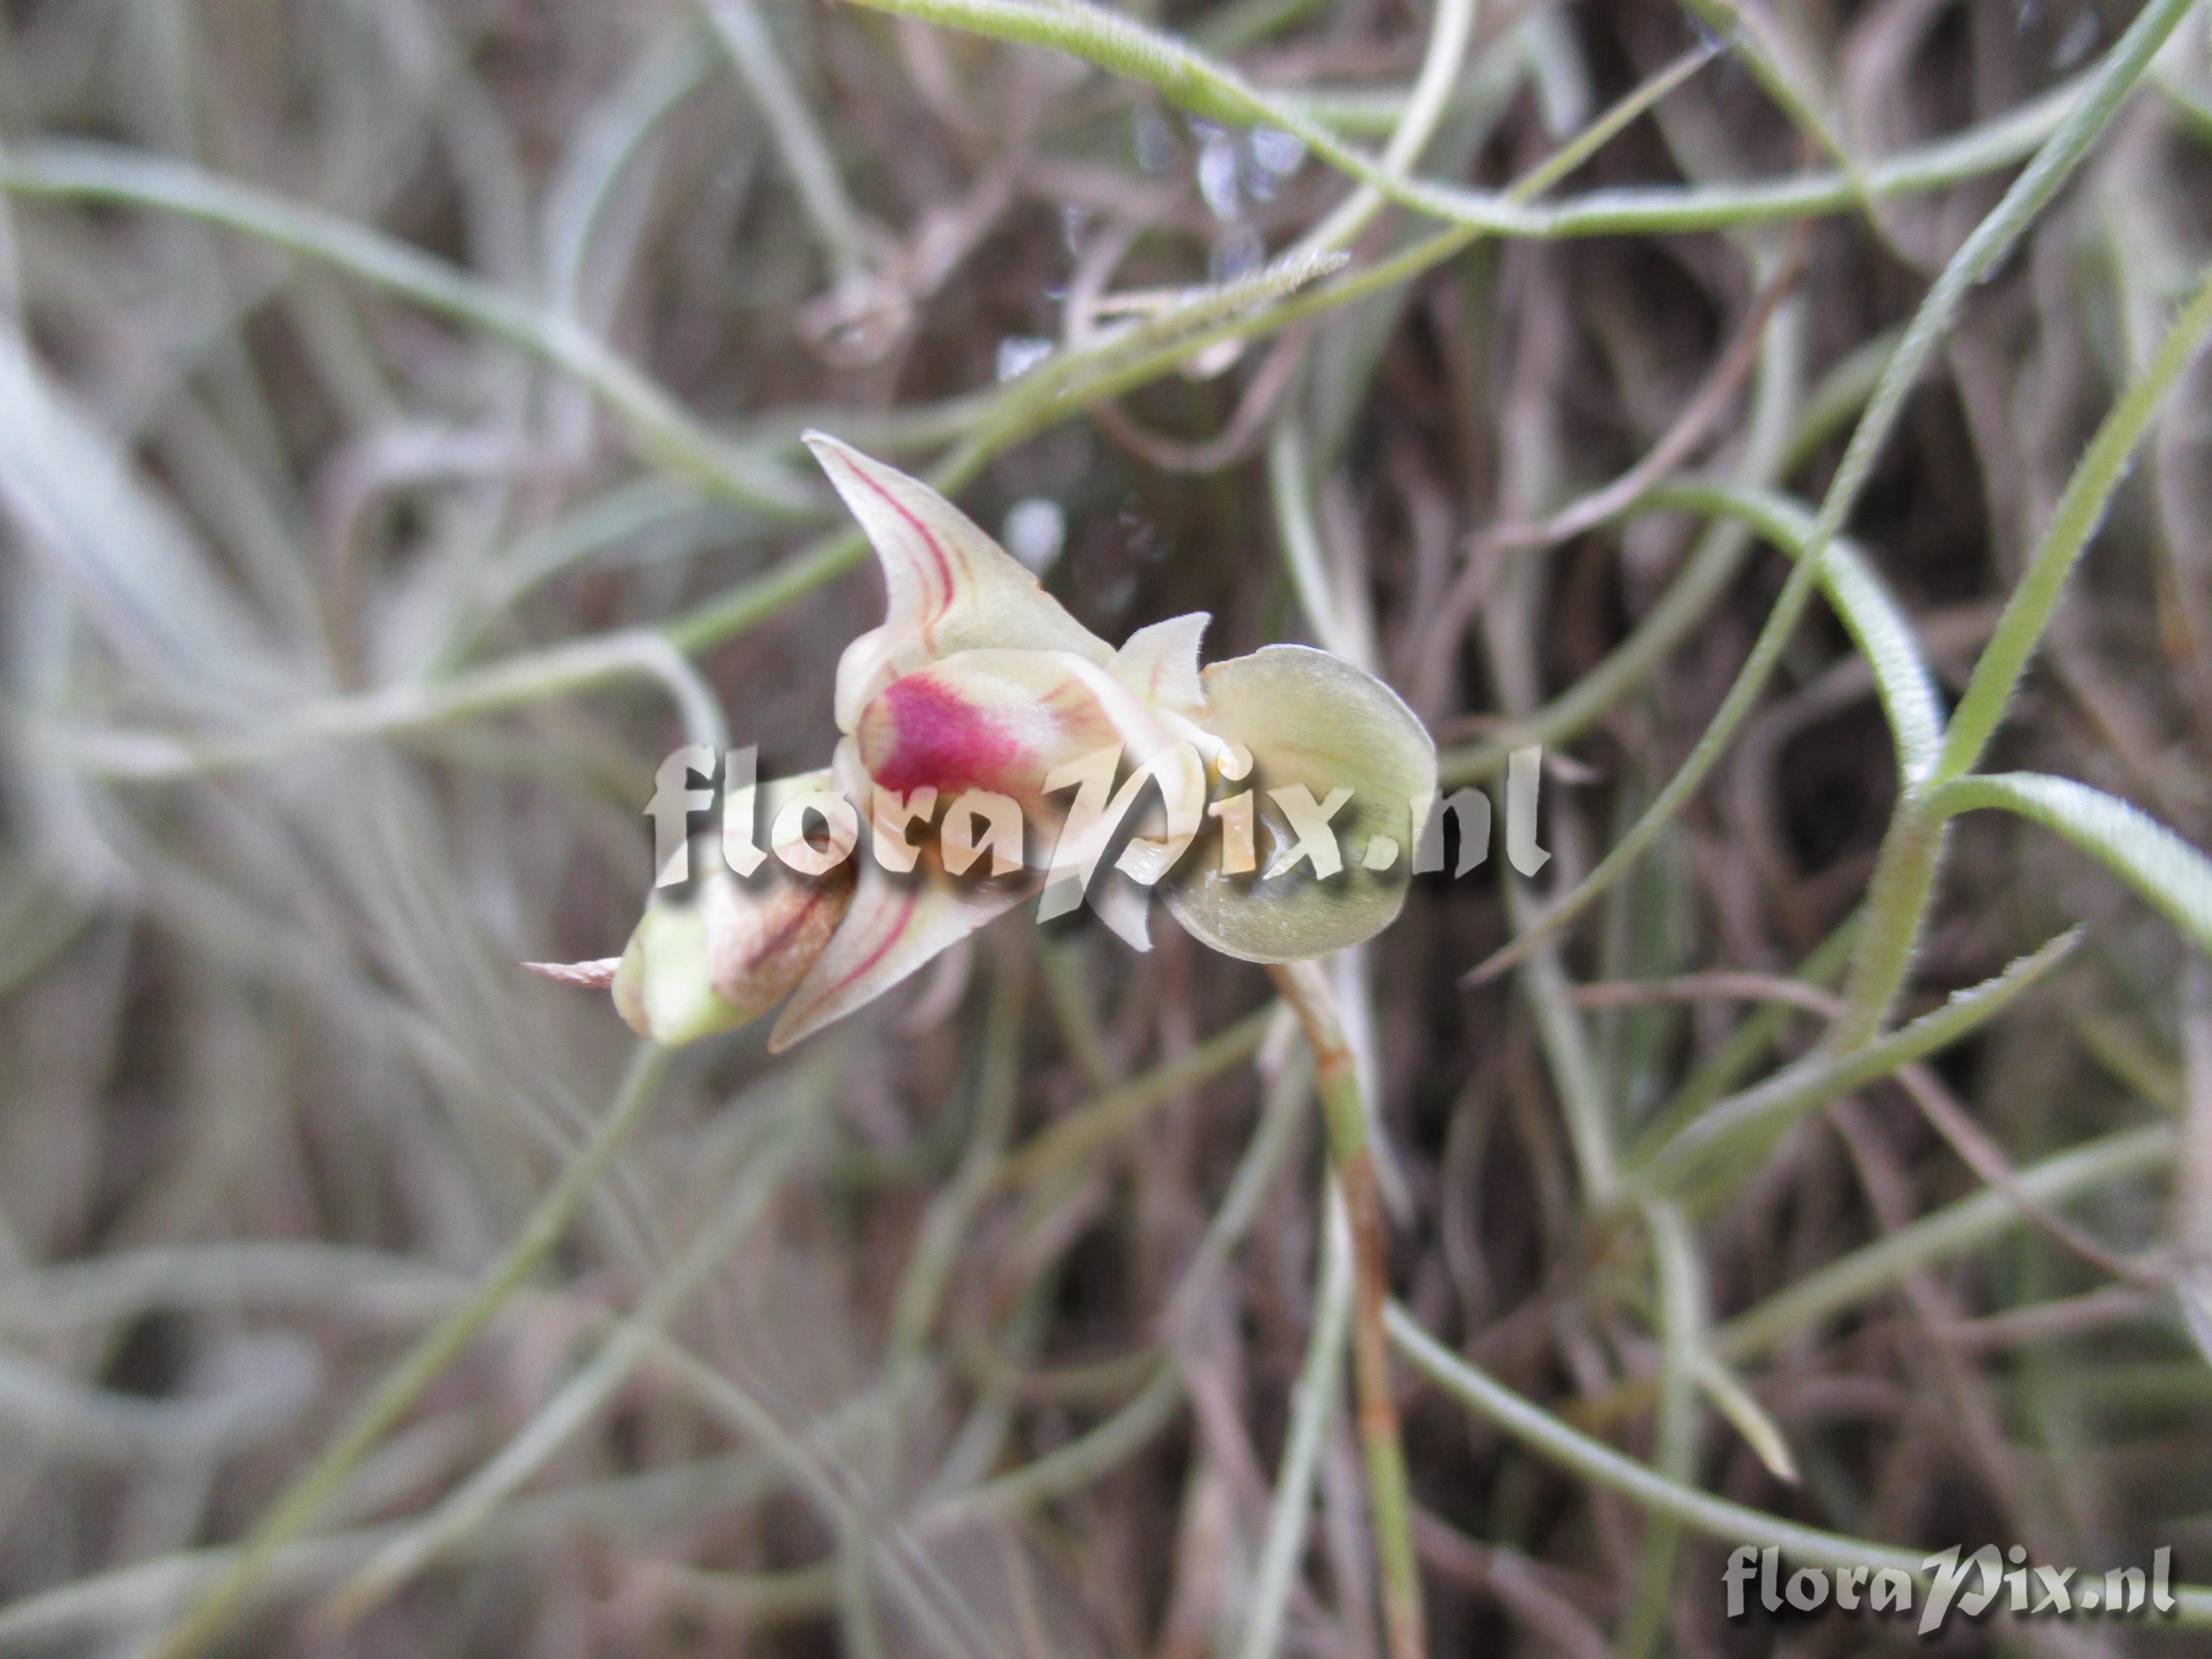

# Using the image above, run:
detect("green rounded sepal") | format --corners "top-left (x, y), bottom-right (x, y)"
top-left (1160, 645), bottom-right (1438, 962)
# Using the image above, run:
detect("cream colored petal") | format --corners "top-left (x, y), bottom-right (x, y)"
top-left (611, 855), bottom-right (859, 1046)
top-left (1089, 869), bottom-right (1156, 952)
top-left (1110, 612), bottom-right (1210, 714)
top-left (1161, 645), bottom-right (1437, 963)
top-left (804, 433), bottom-right (1112, 730)
top-left (768, 855), bottom-right (1038, 1051)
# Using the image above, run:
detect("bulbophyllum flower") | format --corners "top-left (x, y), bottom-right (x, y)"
top-left (543, 434), bottom-right (1438, 1050)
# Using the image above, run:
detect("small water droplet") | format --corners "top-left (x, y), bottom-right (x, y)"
top-left (996, 335), bottom-right (1054, 381)
top-left (1001, 498), bottom-right (1066, 574)
top-left (1134, 106), bottom-right (1181, 172)
top-left (1197, 132), bottom-right (1243, 219)
top-left (1250, 128), bottom-right (1307, 178)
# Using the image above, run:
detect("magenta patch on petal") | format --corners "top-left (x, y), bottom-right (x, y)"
top-left (862, 673), bottom-right (1026, 795)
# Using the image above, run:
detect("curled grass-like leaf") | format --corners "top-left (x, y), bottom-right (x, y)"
top-left (1927, 773), bottom-right (2212, 959)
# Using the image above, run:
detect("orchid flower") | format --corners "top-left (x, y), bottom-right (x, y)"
top-left (544, 435), bottom-right (1438, 1050)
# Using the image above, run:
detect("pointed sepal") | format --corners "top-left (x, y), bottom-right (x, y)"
top-left (768, 854), bottom-right (1039, 1051)
top-left (804, 432), bottom-right (1112, 731)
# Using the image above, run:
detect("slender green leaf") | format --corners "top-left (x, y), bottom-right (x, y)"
top-left (1463, 0), bottom-right (2198, 985)
top-left (1629, 927), bottom-right (2082, 1196)
top-left (0, 326), bottom-right (289, 706)
top-left (1928, 772), bottom-right (2212, 957)
top-left (1386, 1300), bottom-right (2212, 1619)
top-left (833, 0), bottom-right (2109, 242)
top-left (1712, 1124), bottom-right (2172, 1361)
top-left (1938, 263), bottom-right (2212, 781)
top-left (1646, 481), bottom-right (1946, 786)
top-left (834, 0), bottom-right (1527, 232)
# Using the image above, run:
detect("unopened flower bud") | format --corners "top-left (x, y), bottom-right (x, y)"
top-left (612, 857), bottom-right (855, 1045)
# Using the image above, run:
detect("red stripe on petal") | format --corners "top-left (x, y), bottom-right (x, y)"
top-left (823, 881), bottom-right (920, 1001)
top-left (846, 461), bottom-right (961, 630)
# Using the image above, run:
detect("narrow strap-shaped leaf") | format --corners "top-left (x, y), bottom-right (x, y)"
top-left (1628, 927), bottom-right (2081, 1196)
top-left (1387, 1298), bottom-right (2212, 1618)
top-left (833, 0), bottom-right (1530, 234)
top-left (1927, 772), bottom-right (2212, 957)
top-left (1937, 264), bottom-right (2212, 781)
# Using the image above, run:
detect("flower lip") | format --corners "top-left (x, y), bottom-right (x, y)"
top-left (858, 671), bottom-right (1027, 796)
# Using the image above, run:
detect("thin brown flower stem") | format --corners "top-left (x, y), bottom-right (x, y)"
top-left (1266, 958), bottom-right (1424, 1659)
